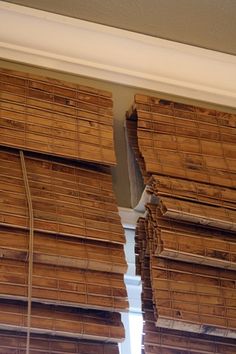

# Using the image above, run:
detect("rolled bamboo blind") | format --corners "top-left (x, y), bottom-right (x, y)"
top-left (0, 331), bottom-right (120, 354)
top-left (136, 218), bottom-right (236, 353)
top-left (0, 69), bottom-right (116, 166)
top-left (128, 94), bottom-right (236, 352)
top-left (0, 299), bottom-right (124, 342)
top-left (0, 149), bottom-right (124, 244)
top-left (0, 67), bottom-right (127, 351)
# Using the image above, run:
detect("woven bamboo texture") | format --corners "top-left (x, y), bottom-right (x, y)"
top-left (0, 149), bottom-right (124, 244)
top-left (136, 218), bottom-right (236, 353)
top-left (0, 331), bottom-right (119, 354)
top-left (0, 68), bottom-right (116, 165)
top-left (129, 94), bottom-right (236, 352)
top-left (137, 216), bottom-right (236, 338)
top-left (0, 67), bottom-right (128, 351)
top-left (0, 300), bottom-right (124, 342)
top-left (0, 226), bottom-right (127, 274)
top-left (152, 216), bottom-right (236, 270)
top-left (127, 94), bottom-right (236, 187)
top-left (147, 204), bottom-right (236, 270)
top-left (0, 258), bottom-right (128, 311)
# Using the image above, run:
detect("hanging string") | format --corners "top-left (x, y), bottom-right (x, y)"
top-left (20, 151), bottom-right (34, 354)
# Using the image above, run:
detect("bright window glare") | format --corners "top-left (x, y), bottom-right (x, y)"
top-left (129, 313), bottom-right (143, 354)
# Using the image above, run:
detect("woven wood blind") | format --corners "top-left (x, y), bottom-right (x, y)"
top-left (0, 67), bottom-right (127, 351)
top-left (0, 69), bottom-right (116, 165)
top-left (0, 331), bottom-right (120, 354)
top-left (127, 94), bottom-right (236, 352)
top-left (0, 149), bottom-right (124, 244)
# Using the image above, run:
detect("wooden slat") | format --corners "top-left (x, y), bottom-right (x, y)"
top-left (0, 68), bottom-right (116, 166)
top-left (0, 149), bottom-right (125, 244)
top-left (150, 174), bottom-right (236, 209)
top-left (158, 196), bottom-right (236, 231)
top-left (0, 330), bottom-right (119, 354)
top-left (151, 258), bottom-right (236, 338)
top-left (0, 300), bottom-right (124, 343)
top-left (136, 220), bottom-right (236, 353)
top-left (145, 204), bottom-right (236, 270)
top-left (0, 226), bottom-right (126, 274)
top-left (0, 258), bottom-right (128, 312)
top-left (127, 94), bottom-right (236, 188)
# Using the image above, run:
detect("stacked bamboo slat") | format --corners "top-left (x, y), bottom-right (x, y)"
top-left (0, 68), bottom-right (115, 165)
top-left (0, 330), bottom-right (119, 354)
top-left (136, 217), bottom-right (236, 353)
top-left (0, 68), bottom-right (127, 352)
top-left (128, 94), bottom-right (236, 352)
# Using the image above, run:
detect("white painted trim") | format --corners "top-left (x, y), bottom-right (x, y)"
top-left (0, 2), bottom-right (236, 107)
top-left (118, 207), bottom-right (144, 229)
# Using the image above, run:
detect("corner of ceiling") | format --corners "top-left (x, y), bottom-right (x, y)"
top-left (0, 1), bottom-right (236, 108)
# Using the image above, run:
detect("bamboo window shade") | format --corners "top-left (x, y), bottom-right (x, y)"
top-left (0, 330), bottom-right (120, 354)
top-left (0, 67), bottom-right (127, 351)
top-left (0, 68), bottom-right (116, 166)
top-left (0, 149), bottom-right (124, 244)
top-left (127, 94), bottom-right (236, 352)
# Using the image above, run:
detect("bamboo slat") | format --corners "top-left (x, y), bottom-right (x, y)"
top-left (158, 196), bottom-right (236, 231)
top-left (136, 219), bottom-right (236, 354)
top-left (0, 300), bottom-right (124, 342)
top-left (150, 175), bottom-right (236, 209)
top-left (151, 258), bottom-right (236, 338)
top-left (156, 228), bottom-right (236, 270)
top-left (0, 330), bottom-right (119, 354)
top-left (145, 204), bottom-right (236, 270)
top-left (0, 226), bottom-right (126, 274)
top-left (127, 94), bottom-right (236, 188)
top-left (0, 149), bottom-right (125, 244)
top-left (132, 95), bottom-right (236, 351)
top-left (0, 68), bottom-right (116, 165)
top-left (140, 213), bottom-right (236, 339)
top-left (0, 258), bottom-right (128, 312)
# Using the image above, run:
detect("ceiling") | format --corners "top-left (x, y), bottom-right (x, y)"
top-left (3, 0), bottom-right (236, 55)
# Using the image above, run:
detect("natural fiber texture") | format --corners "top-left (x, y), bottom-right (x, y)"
top-left (0, 330), bottom-right (120, 354)
top-left (0, 68), bottom-right (116, 166)
top-left (0, 149), bottom-right (124, 244)
top-left (0, 69), bottom-right (126, 351)
top-left (138, 212), bottom-right (236, 338)
top-left (0, 258), bottom-right (128, 311)
top-left (128, 94), bottom-right (236, 187)
top-left (129, 94), bottom-right (236, 352)
top-left (136, 218), bottom-right (236, 352)
top-left (0, 299), bottom-right (124, 343)
top-left (0, 227), bottom-right (127, 274)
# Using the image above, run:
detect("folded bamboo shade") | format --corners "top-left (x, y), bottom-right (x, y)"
top-left (152, 258), bottom-right (236, 337)
top-left (129, 94), bottom-right (236, 352)
top-left (158, 196), bottom-right (236, 231)
top-left (0, 226), bottom-right (126, 274)
top-left (143, 206), bottom-right (236, 339)
top-left (136, 218), bottom-right (236, 353)
top-left (0, 258), bottom-right (128, 311)
top-left (150, 175), bottom-right (236, 209)
top-left (0, 67), bottom-right (127, 351)
top-left (0, 149), bottom-right (124, 244)
top-left (0, 300), bottom-right (124, 342)
top-left (0, 69), bottom-right (116, 165)
top-left (128, 94), bottom-right (236, 187)
top-left (151, 216), bottom-right (236, 270)
top-left (0, 331), bottom-right (120, 354)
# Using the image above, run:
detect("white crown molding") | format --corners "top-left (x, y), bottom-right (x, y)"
top-left (0, 2), bottom-right (236, 107)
